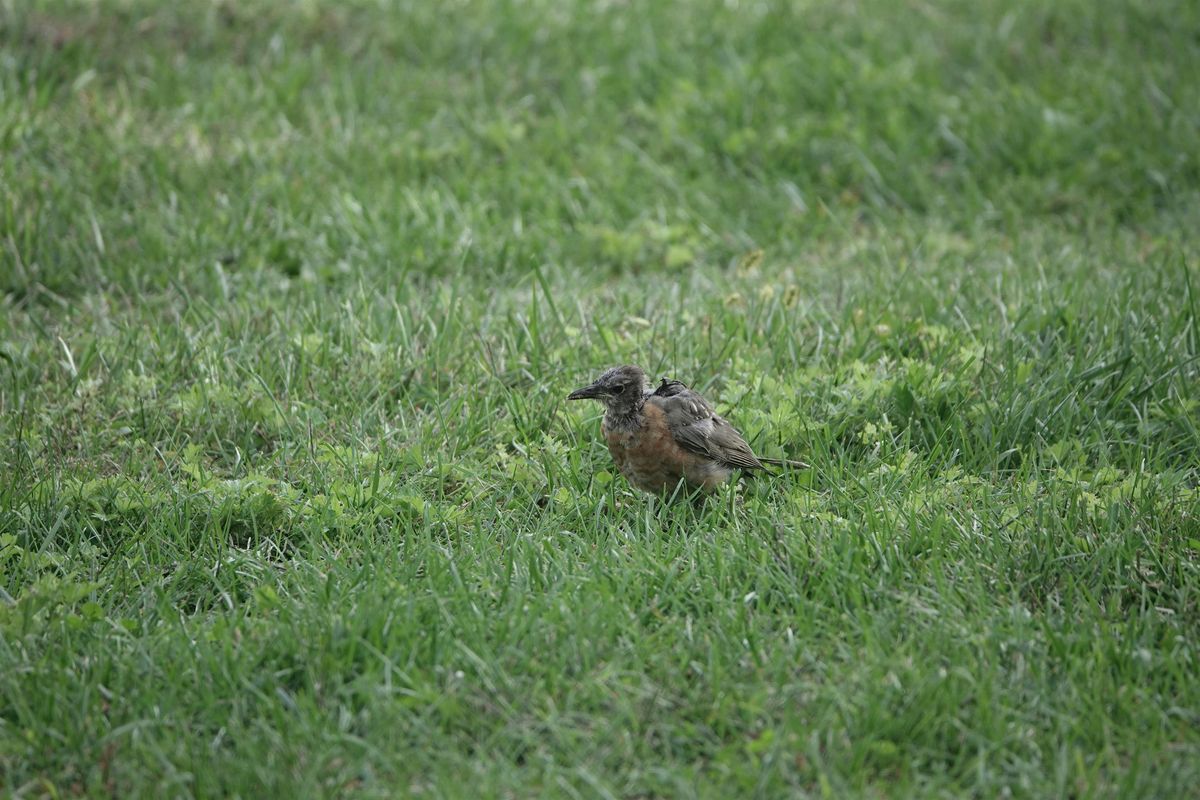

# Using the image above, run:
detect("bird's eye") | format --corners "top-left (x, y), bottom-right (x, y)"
top-left (612, 385), bottom-right (625, 394)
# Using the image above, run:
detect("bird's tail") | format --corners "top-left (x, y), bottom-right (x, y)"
top-left (758, 456), bottom-right (809, 469)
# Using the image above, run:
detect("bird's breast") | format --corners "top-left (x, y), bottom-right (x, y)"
top-left (601, 405), bottom-right (730, 493)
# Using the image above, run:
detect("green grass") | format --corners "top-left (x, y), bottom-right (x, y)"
top-left (2, 0), bottom-right (1199, 796)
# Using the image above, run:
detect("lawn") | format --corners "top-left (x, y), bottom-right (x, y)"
top-left (2, 0), bottom-right (1199, 796)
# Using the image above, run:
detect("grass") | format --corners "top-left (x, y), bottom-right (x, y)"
top-left (1, 0), bottom-right (1199, 796)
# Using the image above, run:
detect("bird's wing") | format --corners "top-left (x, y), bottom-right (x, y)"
top-left (648, 385), bottom-right (765, 470)
top-left (652, 377), bottom-right (690, 397)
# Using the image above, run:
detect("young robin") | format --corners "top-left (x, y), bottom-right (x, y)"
top-left (567, 365), bottom-right (806, 496)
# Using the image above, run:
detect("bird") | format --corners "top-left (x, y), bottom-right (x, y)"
top-left (566, 365), bottom-right (807, 496)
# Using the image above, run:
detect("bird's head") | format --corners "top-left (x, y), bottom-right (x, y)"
top-left (567, 365), bottom-right (647, 414)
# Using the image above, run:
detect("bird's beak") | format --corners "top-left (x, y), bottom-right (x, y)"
top-left (567, 382), bottom-right (603, 401)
